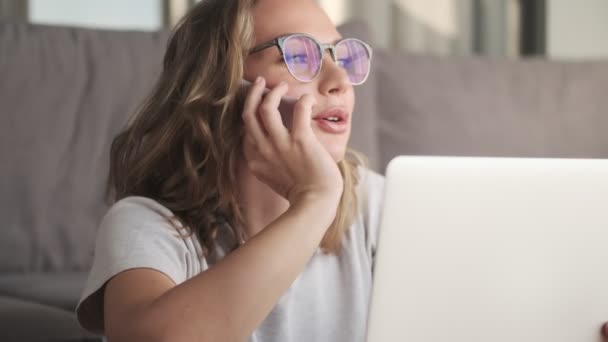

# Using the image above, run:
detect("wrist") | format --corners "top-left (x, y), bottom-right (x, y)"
top-left (290, 190), bottom-right (340, 221)
top-left (289, 188), bottom-right (341, 207)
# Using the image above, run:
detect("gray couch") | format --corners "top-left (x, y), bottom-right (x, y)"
top-left (1, 19), bottom-right (607, 341)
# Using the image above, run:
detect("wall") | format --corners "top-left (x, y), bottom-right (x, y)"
top-left (547, 0), bottom-right (608, 59)
top-left (29, 0), bottom-right (162, 30)
top-left (319, 0), bottom-right (473, 54)
top-left (318, 0), bottom-right (519, 57)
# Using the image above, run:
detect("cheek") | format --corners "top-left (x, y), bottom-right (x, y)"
top-left (244, 55), bottom-right (286, 84)
top-left (348, 92), bottom-right (356, 113)
top-left (242, 59), bottom-right (260, 81)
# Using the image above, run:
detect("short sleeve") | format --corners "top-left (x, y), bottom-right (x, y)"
top-left (75, 196), bottom-right (192, 334)
top-left (359, 168), bottom-right (386, 270)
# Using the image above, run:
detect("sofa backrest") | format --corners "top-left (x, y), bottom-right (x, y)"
top-left (0, 22), bottom-right (168, 272)
top-left (374, 52), bottom-right (608, 170)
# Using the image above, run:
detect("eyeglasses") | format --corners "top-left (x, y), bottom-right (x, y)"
top-left (249, 33), bottom-right (373, 85)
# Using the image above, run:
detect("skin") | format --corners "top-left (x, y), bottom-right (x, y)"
top-left (239, 0), bottom-right (354, 238)
top-left (244, 0), bottom-right (354, 162)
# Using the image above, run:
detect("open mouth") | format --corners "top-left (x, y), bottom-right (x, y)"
top-left (313, 107), bottom-right (349, 123)
top-left (312, 108), bottom-right (349, 134)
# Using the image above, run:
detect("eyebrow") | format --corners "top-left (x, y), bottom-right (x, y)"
top-left (254, 33), bottom-right (345, 49)
top-left (282, 33), bottom-right (344, 44)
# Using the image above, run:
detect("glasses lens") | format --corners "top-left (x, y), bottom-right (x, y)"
top-left (283, 35), bottom-right (322, 82)
top-left (335, 39), bottom-right (371, 85)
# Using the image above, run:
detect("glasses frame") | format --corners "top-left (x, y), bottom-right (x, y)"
top-left (249, 33), bottom-right (373, 85)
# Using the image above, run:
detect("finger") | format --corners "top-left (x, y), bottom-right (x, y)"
top-left (242, 77), bottom-right (269, 146)
top-left (258, 82), bottom-right (289, 144)
top-left (291, 94), bottom-right (317, 137)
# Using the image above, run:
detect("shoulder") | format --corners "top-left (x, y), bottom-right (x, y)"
top-left (360, 168), bottom-right (385, 191)
top-left (86, 195), bottom-right (201, 298)
top-left (103, 196), bottom-right (176, 227)
top-left (77, 197), bottom-right (199, 333)
top-left (94, 196), bottom-right (196, 268)
top-left (99, 196), bottom-right (185, 241)
top-left (357, 167), bottom-right (385, 212)
top-left (354, 167), bottom-right (385, 255)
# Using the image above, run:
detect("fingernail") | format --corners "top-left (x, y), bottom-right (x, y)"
top-left (255, 76), bottom-right (263, 84)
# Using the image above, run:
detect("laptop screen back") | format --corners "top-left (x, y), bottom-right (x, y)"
top-left (367, 156), bottom-right (608, 342)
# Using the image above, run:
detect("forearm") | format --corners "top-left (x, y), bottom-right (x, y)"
top-left (144, 193), bottom-right (338, 342)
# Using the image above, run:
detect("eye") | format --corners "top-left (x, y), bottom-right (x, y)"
top-left (337, 57), bottom-right (353, 68)
top-left (337, 51), bottom-right (366, 69)
top-left (285, 53), bottom-right (309, 64)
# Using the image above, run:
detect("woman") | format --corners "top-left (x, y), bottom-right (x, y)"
top-left (76, 0), bottom-right (383, 341)
top-left (75, 1), bottom-right (608, 341)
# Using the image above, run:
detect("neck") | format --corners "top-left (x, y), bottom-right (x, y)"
top-left (236, 158), bottom-right (290, 239)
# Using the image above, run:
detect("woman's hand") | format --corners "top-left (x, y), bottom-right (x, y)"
top-left (241, 77), bottom-right (344, 206)
top-left (603, 322), bottom-right (608, 338)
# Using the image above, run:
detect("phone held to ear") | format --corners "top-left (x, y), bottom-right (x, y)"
top-left (239, 78), bottom-right (298, 130)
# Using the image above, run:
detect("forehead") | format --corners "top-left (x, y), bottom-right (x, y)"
top-left (252, 0), bottom-right (341, 45)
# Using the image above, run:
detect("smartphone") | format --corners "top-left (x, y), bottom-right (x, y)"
top-left (238, 79), bottom-right (298, 130)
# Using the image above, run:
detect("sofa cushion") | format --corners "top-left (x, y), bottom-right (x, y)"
top-left (375, 51), bottom-right (608, 171)
top-left (0, 272), bottom-right (87, 311)
top-left (0, 295), bottom-right (101, 342)
top-left (0, 22), bottom-right (169, 272)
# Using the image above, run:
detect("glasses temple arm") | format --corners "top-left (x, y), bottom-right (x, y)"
top-left (249, 39), bottom-right (280, 54)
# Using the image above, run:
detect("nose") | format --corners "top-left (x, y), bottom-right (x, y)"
top-left (317, 53), bottom-right (351, 96)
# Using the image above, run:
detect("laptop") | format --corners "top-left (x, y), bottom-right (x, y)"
top-left (366, 156), bottom-right (608, 342)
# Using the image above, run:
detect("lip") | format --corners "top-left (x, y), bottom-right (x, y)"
top-left (312, 107), bottom-right (350, 134)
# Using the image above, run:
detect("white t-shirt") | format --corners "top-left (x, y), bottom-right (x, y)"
top-left (76, 169), bottom-right (385, 342)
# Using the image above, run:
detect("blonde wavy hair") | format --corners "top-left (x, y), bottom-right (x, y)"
top-left (109, 0), bottom-right (362, 260)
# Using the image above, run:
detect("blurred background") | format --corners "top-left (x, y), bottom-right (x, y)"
top-left (1, 0), bottom-right (607, 60)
